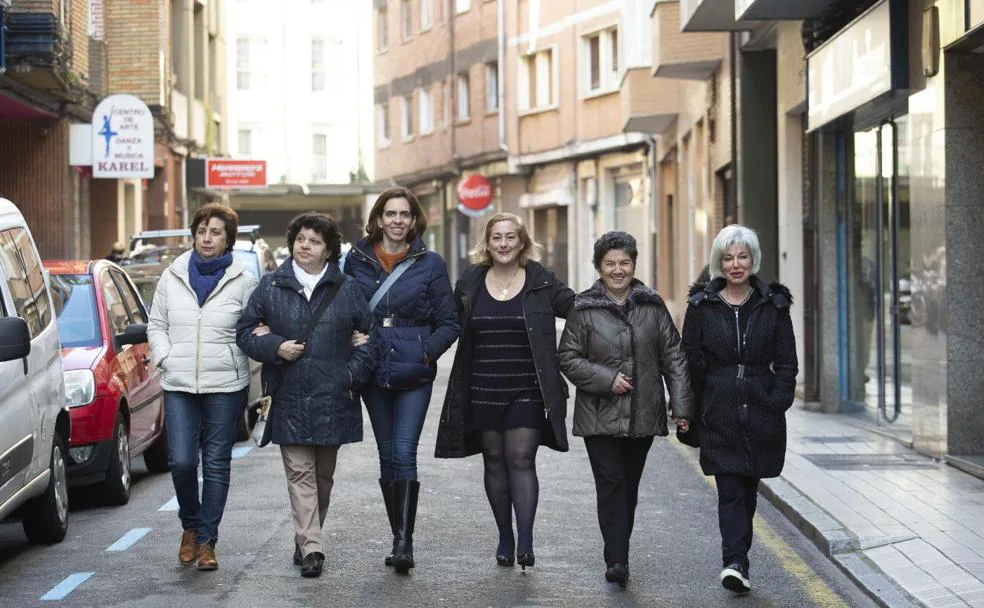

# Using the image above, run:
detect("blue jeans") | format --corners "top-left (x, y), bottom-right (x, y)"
top-left (165, 389), bottom-right (246, 545)
top-left (363, 383), bottom-right (432, 481)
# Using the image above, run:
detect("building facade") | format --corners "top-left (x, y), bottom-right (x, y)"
top-left (372, 0), bottom-right (736, 300)
top-left (0, 0), bottom-right (227, 259)
top-left (226, 0), bottom-right (373, 187)
top-left (678, 0), bottom-right (984, 474)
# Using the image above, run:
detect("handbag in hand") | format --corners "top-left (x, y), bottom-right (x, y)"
top-left (251, 275), bottom-right (347, 448)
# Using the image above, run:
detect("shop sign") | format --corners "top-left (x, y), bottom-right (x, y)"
top-left (206, 159), bottom-right (267, 188)
top-left (457, 174), bottom-right (494, 218)
top-left (91, 94), bottom-right (155, 178)
top-left (806, 0), bottom-right (906, 131)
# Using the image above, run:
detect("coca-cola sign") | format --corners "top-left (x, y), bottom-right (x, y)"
top-left (457, 174), bottom-right (494, 217)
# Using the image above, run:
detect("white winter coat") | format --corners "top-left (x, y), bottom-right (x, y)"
top-left (147, 251), bottom-right (258, 394)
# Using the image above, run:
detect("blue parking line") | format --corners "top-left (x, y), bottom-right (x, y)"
top-left (41, 572), bottom-right (94, 601)
top-left (106, 528), bottom-right (152, 552)
top-left (231, 446), bottom-right (252, 459)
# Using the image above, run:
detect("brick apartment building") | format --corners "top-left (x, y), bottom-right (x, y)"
top-left (371, 0), bottom-right (738, 310)
top-left (0, 0), bottom-right (227, 259)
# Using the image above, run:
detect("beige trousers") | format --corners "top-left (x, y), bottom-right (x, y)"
top-left (280, 445), bottom-right (339, 557)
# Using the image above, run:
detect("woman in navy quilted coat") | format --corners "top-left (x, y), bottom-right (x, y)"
top-left (681, 224), bottom-right (797, 595)
top-left (237, 213), bottom-right (377, 578)
top-left (343, 187), bottom-right (459, 573)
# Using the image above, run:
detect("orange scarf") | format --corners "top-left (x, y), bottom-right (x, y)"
top-left (374, 243), bottom-right (407, 273)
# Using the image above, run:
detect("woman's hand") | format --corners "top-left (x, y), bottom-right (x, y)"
top-left (350, 330), bottom-right (369, 347)
top-left (252, 323), bottom-right (271, 337)
top-left (277, 340), bottom-right (305, 362)
top-left (611, 372), bottom-right (633, 395)
top-left (673, 417), bottom-right (690, 433)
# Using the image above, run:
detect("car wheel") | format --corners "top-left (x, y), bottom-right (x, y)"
top-left (100, 412), bottom-right (131, 505)
top-left (21, 429), bottom-right (69, 544)
top-left (143, 416), bottom-right (170, 473)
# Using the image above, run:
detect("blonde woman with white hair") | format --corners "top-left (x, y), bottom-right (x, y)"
top-left (680, 224), bottom-right (798, 595)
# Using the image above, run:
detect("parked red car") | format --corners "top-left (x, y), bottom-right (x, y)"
top-left (45, 260), bottom-right (169, 506)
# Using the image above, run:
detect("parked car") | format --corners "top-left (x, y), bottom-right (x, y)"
top-left (0, 198), bottom-right (71, 544)
top-left (46, 260), bottom-right (169, 505)
top-left (123, 225), bottom-right (273, 441)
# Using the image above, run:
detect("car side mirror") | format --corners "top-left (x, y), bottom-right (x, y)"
top-left (0, 316), bottom-right (31, 362)
top-left (116, 323), bottom-right (148, 348)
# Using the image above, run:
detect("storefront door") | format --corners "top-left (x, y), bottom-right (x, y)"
top-left (845, 117), bottom-right (911, 432)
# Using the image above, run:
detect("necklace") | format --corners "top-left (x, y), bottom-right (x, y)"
top-left (720, 287), bottom-right (753, 306)
top-left (490, 268), bottom-right (521, 300)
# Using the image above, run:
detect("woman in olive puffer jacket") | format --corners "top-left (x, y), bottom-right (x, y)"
top-left (557, 231), bottom-right (694, 588)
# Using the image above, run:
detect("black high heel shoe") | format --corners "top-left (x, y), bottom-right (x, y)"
top-left (517, 553), bottom-right (535, 571)
top-left (605, 563), bottom-right (629, 588)
top-left (496, 553), bottom-right (515, 567)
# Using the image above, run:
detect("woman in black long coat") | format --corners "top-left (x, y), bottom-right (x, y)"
top-left (681, 224), bottom-right (797, 595)
top-left (435, 212), bottom-right (574, 570)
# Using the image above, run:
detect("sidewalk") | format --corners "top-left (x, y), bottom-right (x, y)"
top-left (759, 405), bottom-right (984, 608)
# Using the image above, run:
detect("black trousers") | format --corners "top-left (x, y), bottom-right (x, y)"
top-left (583, 435), bottom-right (654, 567)
top-left (715, 474), bottom-right (760, 570)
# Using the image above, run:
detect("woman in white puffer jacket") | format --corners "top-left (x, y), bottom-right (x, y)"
top-left (147, 203), bottom-right (257, 573)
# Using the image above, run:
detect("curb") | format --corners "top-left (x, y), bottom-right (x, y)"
top-left (758, 477), bottom-right (923, 608)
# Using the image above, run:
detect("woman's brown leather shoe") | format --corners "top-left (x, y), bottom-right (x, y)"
top-left (197, 543), bottom-right (218, 571)
top-left (178, 530), bottom-right (198, 565)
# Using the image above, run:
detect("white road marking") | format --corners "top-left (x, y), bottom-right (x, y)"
top-left (41, 572), bottom-right (95, 601)
top-left (106, 527), bottom-right (152, 552)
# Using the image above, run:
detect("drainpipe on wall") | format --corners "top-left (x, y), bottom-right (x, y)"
top-left (730, 31), bottom-right (739, 217)
top-left (648, 134), bottom-right (659, 287)
top-left (497, 0), bottom-right (507, 154)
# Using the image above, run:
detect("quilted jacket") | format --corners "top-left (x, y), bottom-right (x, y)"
top-left (147, 250), bottom-right (258, 394)
top-left (558, 280), bottom-right (694, 438)
top-left (681, 276), bottom-right (798, 479)
top-left (236, 261), bottom-right (376, 447)
top-left (343, 236), bottom-right (459, 390)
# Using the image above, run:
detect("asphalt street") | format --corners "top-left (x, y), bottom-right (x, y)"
top-left (0, 349), bottom-right (881, 608)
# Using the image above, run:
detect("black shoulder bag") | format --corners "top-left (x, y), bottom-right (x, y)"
top-left (251, 275), bottom-right (347, 447)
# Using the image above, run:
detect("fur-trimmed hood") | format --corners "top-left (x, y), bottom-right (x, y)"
top-left (687, 275), bottom-right (792, 309)
top-left (574, 279), bottom-right (663, 311)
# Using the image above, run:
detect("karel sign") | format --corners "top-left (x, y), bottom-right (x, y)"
top-left (91, 94), bottom-right (155, 179)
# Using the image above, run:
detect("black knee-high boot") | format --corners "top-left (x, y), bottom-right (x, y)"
top-left (379, 480), bottom-right (397, 566)
top-left (391, 480), bottom-right (419, 574)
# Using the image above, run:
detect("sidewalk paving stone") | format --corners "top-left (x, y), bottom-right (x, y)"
top-left (757, 404), bottom-right (984, 608)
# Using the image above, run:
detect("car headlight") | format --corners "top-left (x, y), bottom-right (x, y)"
top-left (64, 369), bottom-right (96, 407)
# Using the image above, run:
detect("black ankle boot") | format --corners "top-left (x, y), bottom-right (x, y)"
top-left (379, 479), bottom-right (397, 566)
top-left (391, 480), bottom-right (419, 574)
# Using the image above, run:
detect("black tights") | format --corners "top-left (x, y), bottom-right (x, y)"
top-left (481, 428), bottom-right (540, 556)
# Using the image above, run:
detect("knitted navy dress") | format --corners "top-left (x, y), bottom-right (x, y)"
top-left (468, 284), bottom-right (546, 431)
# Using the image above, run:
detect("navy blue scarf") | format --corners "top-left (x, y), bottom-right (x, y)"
top-left (188, 250), bottom-right (233, 307)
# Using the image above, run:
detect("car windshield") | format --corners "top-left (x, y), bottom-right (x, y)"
top-left (232, 249), bottom-right (261, 278)
top-left (50, 274), bottom-right (101, 348)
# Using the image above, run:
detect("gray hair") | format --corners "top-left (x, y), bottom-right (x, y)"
top-left (708, 224), bottom-right (761, 280)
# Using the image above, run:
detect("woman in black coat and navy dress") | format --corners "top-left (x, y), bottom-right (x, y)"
top-left (681, 224), bottom-right (798, 594)
top-left (435, 212), bottom-right (574, 570)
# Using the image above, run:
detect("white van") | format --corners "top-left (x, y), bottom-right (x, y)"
top-left (0, 197), bottom-right (71, 544)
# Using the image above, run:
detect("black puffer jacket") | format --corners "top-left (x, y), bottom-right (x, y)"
top-left (236, 261), bottom-right (377, 446)
top-left (434, 261), bottom-right (575, 458)
top-left (681, 276), bottom-right (798, 479)
top-left (558, 280), bottom-right (694, 438)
